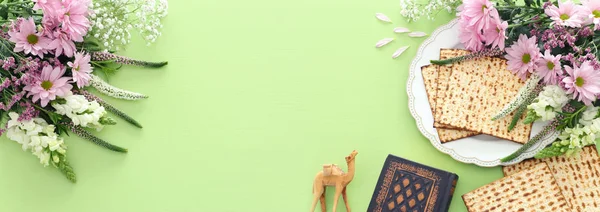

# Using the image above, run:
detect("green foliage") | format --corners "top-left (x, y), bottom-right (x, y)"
top-left (51, 153), bottom-right (76, 183)
top-left (557, 101), bottom-right (587, 131)
top-left (508, 104), bottom-right (527, 131)
top-left (534, 141), bottom-right (566, 159)
top-left (99, 116), bottom-right (116, 125)
top-left (91, 60), bottom-right (122, 82)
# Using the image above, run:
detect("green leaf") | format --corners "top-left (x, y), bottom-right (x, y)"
top-left (524, 0), bottom-right (533, 7)
top-left (0, 6), bottom-right (8, 20)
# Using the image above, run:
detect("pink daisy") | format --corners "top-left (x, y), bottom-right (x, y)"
top-left (7, 18), bottom-right (50, 57)
top-left (460, 0), bottom-right (496, 31)
top-left (563, 61), bottom-right (600, 105)
top-left (58, 0), bottom-right (91, 41)
top-left (583, 0), bottom-right (600, 29)
top-left (47, 31), bottom-right (76, 57)
top-left (67, 52), bottom-right (93, 88)
top-left (505, 34), bottom-right (541, 81)
top-left (483, 10), bottom-right (508, 50)
top-left (535, 50), bottom-right (562, 85)
top-left (459, 19), bottom-right (485, 51)
top-left (545, 0), bottom-right (585, 28)
top-left (24, 65), bottom-right (72, 107)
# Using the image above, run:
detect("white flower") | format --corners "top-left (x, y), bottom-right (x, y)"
top-left (528, 99), bottom-right (557, 121)
top-left (527, 85), bottom-right (570, 121)
top-left (51, 93), bottom-right (109, 131)
top-left (5, 112), bottom-right (67, 167)
top-left (579, 106), bottom-right (599, 126)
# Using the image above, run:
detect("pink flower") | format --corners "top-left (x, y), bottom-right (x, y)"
top-left (7, 18), bottom-right (50, 57)
top-left (47, 31), bottom-right (76, 57)
top-left (24, 65), bottom-right (72, 107)
top-left (459, 18), bottom-right (485, 51)
top-left (67, 52), bottom-right (93, 88)
top-left (459, 0), bottom-right (496, 31)
top-left (505, 35), bottom-right (541, 81)
top-left (535, 50), bottom-right (562, 85)
top-left (32, 0), bottom-right (60, 12)
top-left (582, 0), bottom-right (600, 30)
top-left (563, 61), bottom-right (600, 105)
top-left (483, 11), bottom-right (508, 50)
top-left (58, 0), bottom-right (91, 41)
top-left (545, 0), bottom-right (585, 28)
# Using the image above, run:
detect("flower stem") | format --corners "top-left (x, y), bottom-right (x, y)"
top-left (68, 124), bottom-right (128, 153)
top-left (430, 49), bottom-right (504, 65)
top-left (501, 119), bottom-right (558, 162)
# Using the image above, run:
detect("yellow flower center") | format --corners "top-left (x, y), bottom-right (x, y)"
top-left (560, 14), bottom-right (570, 20)
top-left (547, 61), bottom-right (555, 70)
top-left (26, 34), bottom-right (38, 45)
top-left (482, 5), bottom-right (487, 12)
top-left (41, 80), bottom-right (53, 90)
top-left (522, 54), bottom-right (531, 64)
top-left (575, 77), bottom-right (585, 87)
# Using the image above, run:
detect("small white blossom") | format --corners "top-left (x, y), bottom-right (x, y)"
top-left (51, 93), bottom-right (109, 131)
top-left (579, 106), bottom-right (599, 126)
top-left (6, 112), bottom-right (67, 167)
top-left (527, 85), bottom-right (570, 121)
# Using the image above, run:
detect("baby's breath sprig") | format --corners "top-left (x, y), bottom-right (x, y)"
top-left (89, 74), bottom-right (148, 100)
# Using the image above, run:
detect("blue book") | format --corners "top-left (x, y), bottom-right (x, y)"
top-left (367, 154), bottom-right (459, 212)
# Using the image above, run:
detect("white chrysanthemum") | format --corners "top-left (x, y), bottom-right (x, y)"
top-left (6, 112), bottom-right (66, 166)
top-left (51, 93), bottom-right (108, 131)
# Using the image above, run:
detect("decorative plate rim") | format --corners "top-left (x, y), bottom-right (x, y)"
top-left (406, 18), bottom-right (558, 167)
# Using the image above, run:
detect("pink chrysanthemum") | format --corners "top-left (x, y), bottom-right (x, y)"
top-left (535, 50), bottom-right (562, 85)
top-left (7, 18), bottom-right (50, 57)
top-left (563, 61), bottom-right (600, 105)
top-left (24, 65), bottom-right (72, 107)
top-left (483, 10), bottom-right (508, 50)
top-left (583, 0), bottom-right (600, 30)
top-left (545, 0), bottom-right (585, 28)
top-left (67, 52), bottom-right (93, 88)
top-left (460, 0), bottom-right (496, 31)
top-left (58, 0), bottom-right (91, 41)
top-left (47, 31), bottom-right (76, 57)
top-left (459, 19), bottom-right (485, 51)
top-left (505, 34), bottom-right (541, 81)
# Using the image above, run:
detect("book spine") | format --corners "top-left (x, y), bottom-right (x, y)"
top-left (442, 174), bottom-right (459, 212)
top-left (437, 173), bottom-right (458, 211)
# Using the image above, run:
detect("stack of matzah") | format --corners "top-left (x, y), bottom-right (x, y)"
top-left (502, 146), bottom-right (600, 211)
top-left (421, 49), bottom-right (533, 143)
top-left (462, 163), bottom-right (571, 212)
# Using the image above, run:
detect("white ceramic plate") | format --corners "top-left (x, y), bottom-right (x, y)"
top-left (407, 18), bottom-right (559, 167)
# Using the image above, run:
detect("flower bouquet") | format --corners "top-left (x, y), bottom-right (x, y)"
top-left (425, 0), bottom-right (600, 161)
top-left (0, 0), bottom-right (167, 182)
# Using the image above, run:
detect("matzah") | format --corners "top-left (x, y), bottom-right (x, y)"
top-left (421, 65), bottom-right (478, 143)
top-left (502, 146), bottom-right (600, 211)
top-left (436, 55), bottom-right (532, 143)
top-left (463, 163), bottom-right (571, 212)
top-left (433, 49), bottom-right (470, 129)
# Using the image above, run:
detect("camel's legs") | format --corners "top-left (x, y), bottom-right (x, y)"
top-left (342, 187), bottom-right (351, 212)
top-left (332, 184), bottom-right (343, 212)
top-left (319, 188), bottom-right (326, 212)
top-left (311, 181), bottom-right (324, 212)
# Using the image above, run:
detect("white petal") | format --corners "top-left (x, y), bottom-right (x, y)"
top-left (375, 13), bottom-right (392, 23)
top-left (375, 38), bottom-right (394, 48)
top-left (408, 32), bottom-right (427, 37)
top-left (392, 46), bottom-right (410, 59)
top-left (393, 27), bottom-right (410, 33)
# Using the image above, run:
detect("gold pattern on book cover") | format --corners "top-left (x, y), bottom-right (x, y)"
top-left (373, 161), bottom-right (442, 212)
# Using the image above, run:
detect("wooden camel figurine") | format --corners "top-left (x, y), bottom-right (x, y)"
top-left (311, 150), bottom-right (358, 212)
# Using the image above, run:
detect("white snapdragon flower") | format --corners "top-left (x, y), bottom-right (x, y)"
top-left (528, 85), bottom-right (570, 121)
top-left (52, 93), bottom-right (108, 131)
top-left (579, 106), bottom-right (599, 126)
top-left (5, 112), bottom-right (67, 167)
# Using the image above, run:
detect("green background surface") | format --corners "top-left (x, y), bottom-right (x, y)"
top-left (0, 0), bottom-right (504, 211)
